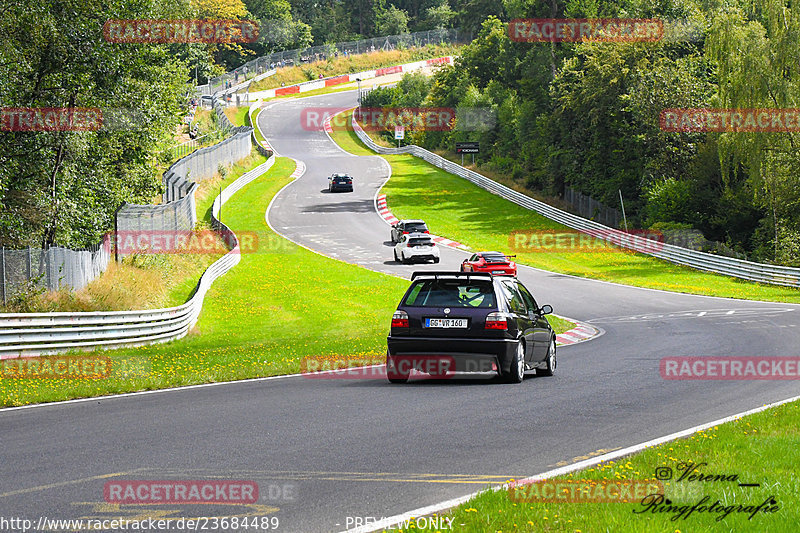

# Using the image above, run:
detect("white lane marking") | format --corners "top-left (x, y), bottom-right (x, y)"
top-left (343, 392), bottom-right (800, 533)
top-left (590, 308), bottom-right (795, 323)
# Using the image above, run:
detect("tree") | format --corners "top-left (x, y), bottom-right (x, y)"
top-left (375, 1), bottom-right (410, 36)
top-left (706, 0), bottom-right (800, 261)
top-left (0, 0), bottom-right (189, 248)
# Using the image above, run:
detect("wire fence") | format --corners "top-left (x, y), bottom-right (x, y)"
top-left (117, 108), bottom-right (253, 258)
top-left (201, 28), bottom-right (468, 95)
top-left (1, 97), bottom-right (257, 296)
top-left (0, 241), bottom-right (112, 303)
top-left (564, 187), bottom-right (622, 229)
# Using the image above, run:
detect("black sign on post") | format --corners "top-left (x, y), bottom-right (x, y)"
top-left (455, 142), bottom-right (480, 154)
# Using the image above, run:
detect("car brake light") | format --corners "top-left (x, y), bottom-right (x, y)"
top-left (392, 310), bottom-right (409, 328)
top-left (403, 231), bottom-right (409, 235)
top-left (485, 312), bottom-right (507, 330)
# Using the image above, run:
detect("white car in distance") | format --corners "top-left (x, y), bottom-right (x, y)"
top-left (394, 233), bottom-right (440, 264)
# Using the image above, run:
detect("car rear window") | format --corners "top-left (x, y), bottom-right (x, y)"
top-left (405, 223), bottom-right (428, 232)
top-left (408, 238), bottom-right (433, 246)
top-left (482, 253), bottom-right (507, 262)
top-left (403, 280), bottom-right (496, 308)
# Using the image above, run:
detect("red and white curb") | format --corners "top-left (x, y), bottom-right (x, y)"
top-left (376, 194), bottom-right (470, 251)
top-left (555, 320), bottom-right (601, 346)
top-left (290, 158), bottom-right (306, 179)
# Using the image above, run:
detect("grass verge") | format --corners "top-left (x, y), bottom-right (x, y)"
top-left (0, 158), bottom-right (408, 407)
top-left (328, 110), bottom-right (800, 304)
top-left (225, 105), bottom-right (250, 127)
top-left (437, 399), bottom-right (800, 532)
top-left (247, 45), bottom-right (458, 93)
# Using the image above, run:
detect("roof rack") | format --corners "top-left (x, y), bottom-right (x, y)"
top-left (411, 271), bottom-right (494, 281)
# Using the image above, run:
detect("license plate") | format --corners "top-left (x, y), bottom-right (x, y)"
top-left (425, 318), bottom-right (467, 328)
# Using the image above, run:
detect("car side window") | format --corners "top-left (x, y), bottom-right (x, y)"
top-left (516, 283), bottom-right (539, 313)
top-left (500, 281), bottom-right (527, 314)
top-left (470, 254), bottom-right (478, 261)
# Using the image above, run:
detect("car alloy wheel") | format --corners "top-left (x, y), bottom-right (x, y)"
top-left (505, 340), bottom-right (525, 383)
top-left (539, 338), bottom-right (557, 376)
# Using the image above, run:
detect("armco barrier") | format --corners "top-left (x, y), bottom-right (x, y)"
top-left (351, 113), bottom-right (800, 288)
top-left (0, 156), bottom-right (275, 357)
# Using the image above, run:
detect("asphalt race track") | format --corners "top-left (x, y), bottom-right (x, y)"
top-left (2, 90), bottom-right (800, 532)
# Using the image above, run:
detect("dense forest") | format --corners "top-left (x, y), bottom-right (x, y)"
top-left (363, 0), bottom-right (800, 265)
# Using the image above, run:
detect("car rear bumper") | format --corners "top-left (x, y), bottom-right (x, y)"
top-left (387, 336), bottom-right (517, 373)
top-left (473, 267), bottom-right (516, 275)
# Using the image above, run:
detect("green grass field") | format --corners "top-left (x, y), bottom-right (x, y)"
top-left (0, 159), bottom-right (409, 406)
top-left (329, 110), bottom-right (800, 304)
top-left (438, 399), bottom-right (800, 532)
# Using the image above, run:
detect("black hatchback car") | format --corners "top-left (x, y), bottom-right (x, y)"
top-left (328, 173), bottom-right (353, 192)
top-left (387, 272), bottom-right (556, 383)
top-left (390, 220), bottom-right (430, 243)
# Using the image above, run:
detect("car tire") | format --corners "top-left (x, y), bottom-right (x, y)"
top-left (386, 352), bottom-right (409, 384)
top-left (401, 252), bottom-right (409, 264)
top-left (505, 340), bottom-right (525, 383)
top-left (538, 338), bottom-right (557, 376)
top-left (393, 249), bottom-right (399, 262)
top-left (433, 257), bottom-right (440, 264)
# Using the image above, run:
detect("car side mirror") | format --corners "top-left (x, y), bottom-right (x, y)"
top-left (540, 305), bottom-right (553, 315)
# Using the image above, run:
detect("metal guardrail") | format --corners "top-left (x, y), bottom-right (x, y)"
top-left (351, 114), bottom-right (800, 288)
top-left (0, 156), bottom-right (276, 357)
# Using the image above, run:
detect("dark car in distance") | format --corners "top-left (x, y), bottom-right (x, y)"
top-left (390, 220), bottom-right (430, 243)
top-left (386, 272), bottom-right (556, 384)
top-left (328, 173), bottom-right (353, 192)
